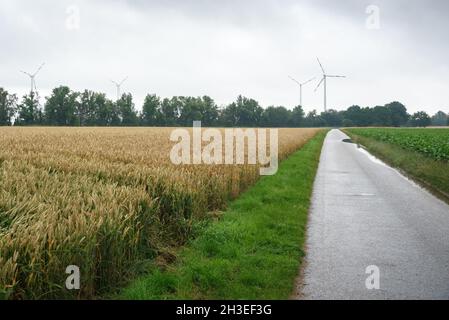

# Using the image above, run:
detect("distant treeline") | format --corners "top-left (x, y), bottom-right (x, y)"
top-left (1, 86), bottom-right (448, 127)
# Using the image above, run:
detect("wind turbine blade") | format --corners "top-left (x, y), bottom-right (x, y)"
top-left (288, 76), bottom-right (301, 86)
top-left (120, 76), bottom-right (128, 86)
top-left (20, 70), bottom-right (32, 77)
top-left (326, 75), bottom-right (346, 78)
top-left (33, 63), bottom-right (45, 76)
top-left (317, 57), bottom-right (325, 74)
top-left (314, 77), bottom-right (324, 92)
top-left (301, 77), bottom-right (316, 86)
top-left (111, 80), bottom-right (119, 86)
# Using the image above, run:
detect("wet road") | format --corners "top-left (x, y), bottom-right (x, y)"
top-left (299, 129), bottom-right (449, 300)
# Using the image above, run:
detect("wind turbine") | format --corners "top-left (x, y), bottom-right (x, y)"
top-left (314, 58), bottom-right (345, 112)
top-left (111, 77), bottom-right (128, 101)
top-left (288, 76), bottom-right (316, 107)
top-left (20, 63), bottom-right (45, 94)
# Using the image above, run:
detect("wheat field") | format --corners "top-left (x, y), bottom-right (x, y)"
top-left (0, 127), bottom-right (320, 299)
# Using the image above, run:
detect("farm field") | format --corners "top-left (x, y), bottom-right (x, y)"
top-left (346, 128), bottom-right (449, 161)
top-left (121, 130), bottom-right (327, 300)
top-left (0, 127), bottom-right (320, 299)
top-left (345, 128), bottom-right (449, 202)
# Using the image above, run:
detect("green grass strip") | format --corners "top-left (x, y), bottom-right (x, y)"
top-left (120, 131), bottom-right (327, 300)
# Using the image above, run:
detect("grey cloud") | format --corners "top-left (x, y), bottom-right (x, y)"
top-left (0, 0), bottom-right (448, 114)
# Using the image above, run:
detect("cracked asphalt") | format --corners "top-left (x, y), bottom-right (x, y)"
top-left (298, 129), bottom-right (449, 300)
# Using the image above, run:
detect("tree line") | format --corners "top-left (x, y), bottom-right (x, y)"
top-left (1, 86), bottom-right (448, 127)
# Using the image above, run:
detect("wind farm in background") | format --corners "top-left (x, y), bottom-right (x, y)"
top-left (5, 55), bottom-right (446, 128)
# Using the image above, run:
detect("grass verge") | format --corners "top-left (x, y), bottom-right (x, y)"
top-left (345, 131), bottom-right (449, 203)
top-left (119, 131), bottom-right (327, 300)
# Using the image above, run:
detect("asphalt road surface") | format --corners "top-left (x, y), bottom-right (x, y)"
top-left (298, 129), bottom-right (449, 300)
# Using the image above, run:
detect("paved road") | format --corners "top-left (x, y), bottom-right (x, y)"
top-left (299, 129), bottom-right (449, 300)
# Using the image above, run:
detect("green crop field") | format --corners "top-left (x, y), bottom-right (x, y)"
top-left (346, 128), bottom-right (449, 162)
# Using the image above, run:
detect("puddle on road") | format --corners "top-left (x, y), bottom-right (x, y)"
top-left (341, 193), bottom-right (376, 197)
top-left (341, 137), bottom-right (389, 167)
top-left (356, 147), bottom-right (388, 167)
top-left (354, 143), bottom-right (425, 191)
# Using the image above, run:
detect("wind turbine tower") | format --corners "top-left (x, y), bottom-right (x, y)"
top-left (314, 58), bottom-right (345, 112)
top-left (288, 76), bottom-right (315, 108)
top-left (20, 63), bottom-right (45, 94)
top-left (111, 77), bottom-right (128, 101)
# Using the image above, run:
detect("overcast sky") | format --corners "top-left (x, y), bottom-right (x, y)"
top-left (1, 0), bottom-right (448, 114)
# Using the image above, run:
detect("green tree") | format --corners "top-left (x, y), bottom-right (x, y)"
top-left (410, 111), bottom-right (431, 127)
top-left (303, 110), bottom-right (326, 127)
top-left (342, 118), bottom-right (354, 127)
top-left (343, 105), bottom-right (364, 126)
top-left (178, 96), bottom-right (202, 126)
top-left (141, 94), bottom-right (161, 126)
top-left (44, 86), bottom-right (79, 126)
top-left (320, 109), bottom-right (343, 127)
top-left (237, 96), bottom-right (263, 127)
top-left (117, 93), bottom-right (138, 126)
top-left (159, 97), bottom-right (179, 126)
top-left (200, 96), bottom-right (219, 126)
top-left (88, 93), bottom-right (116, 126)
top-left (386, 101), bottom-right (408, 127)
top-left (17, 92), bottom-right (42, 125)
top-left (77, 90), bottom-right (100, 126)
top-left (261, 106), bottom-right (291, 127)
top-left (0, 88), bottom-right (17, 126)
top-left (290, 105), bottom-right (305, 127)
top-left (221, 96), bottom-right (263, 127)
top-left (431, 111), bottom-right (448, 127)
top-left (109, 101), bottom-right (121, 126)
top-left (343, 105), bottom-right (373, 127)
top-left (220, 101), bottom-right (240, 127)
top-left (371, 105), bottom-right (392, 126)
